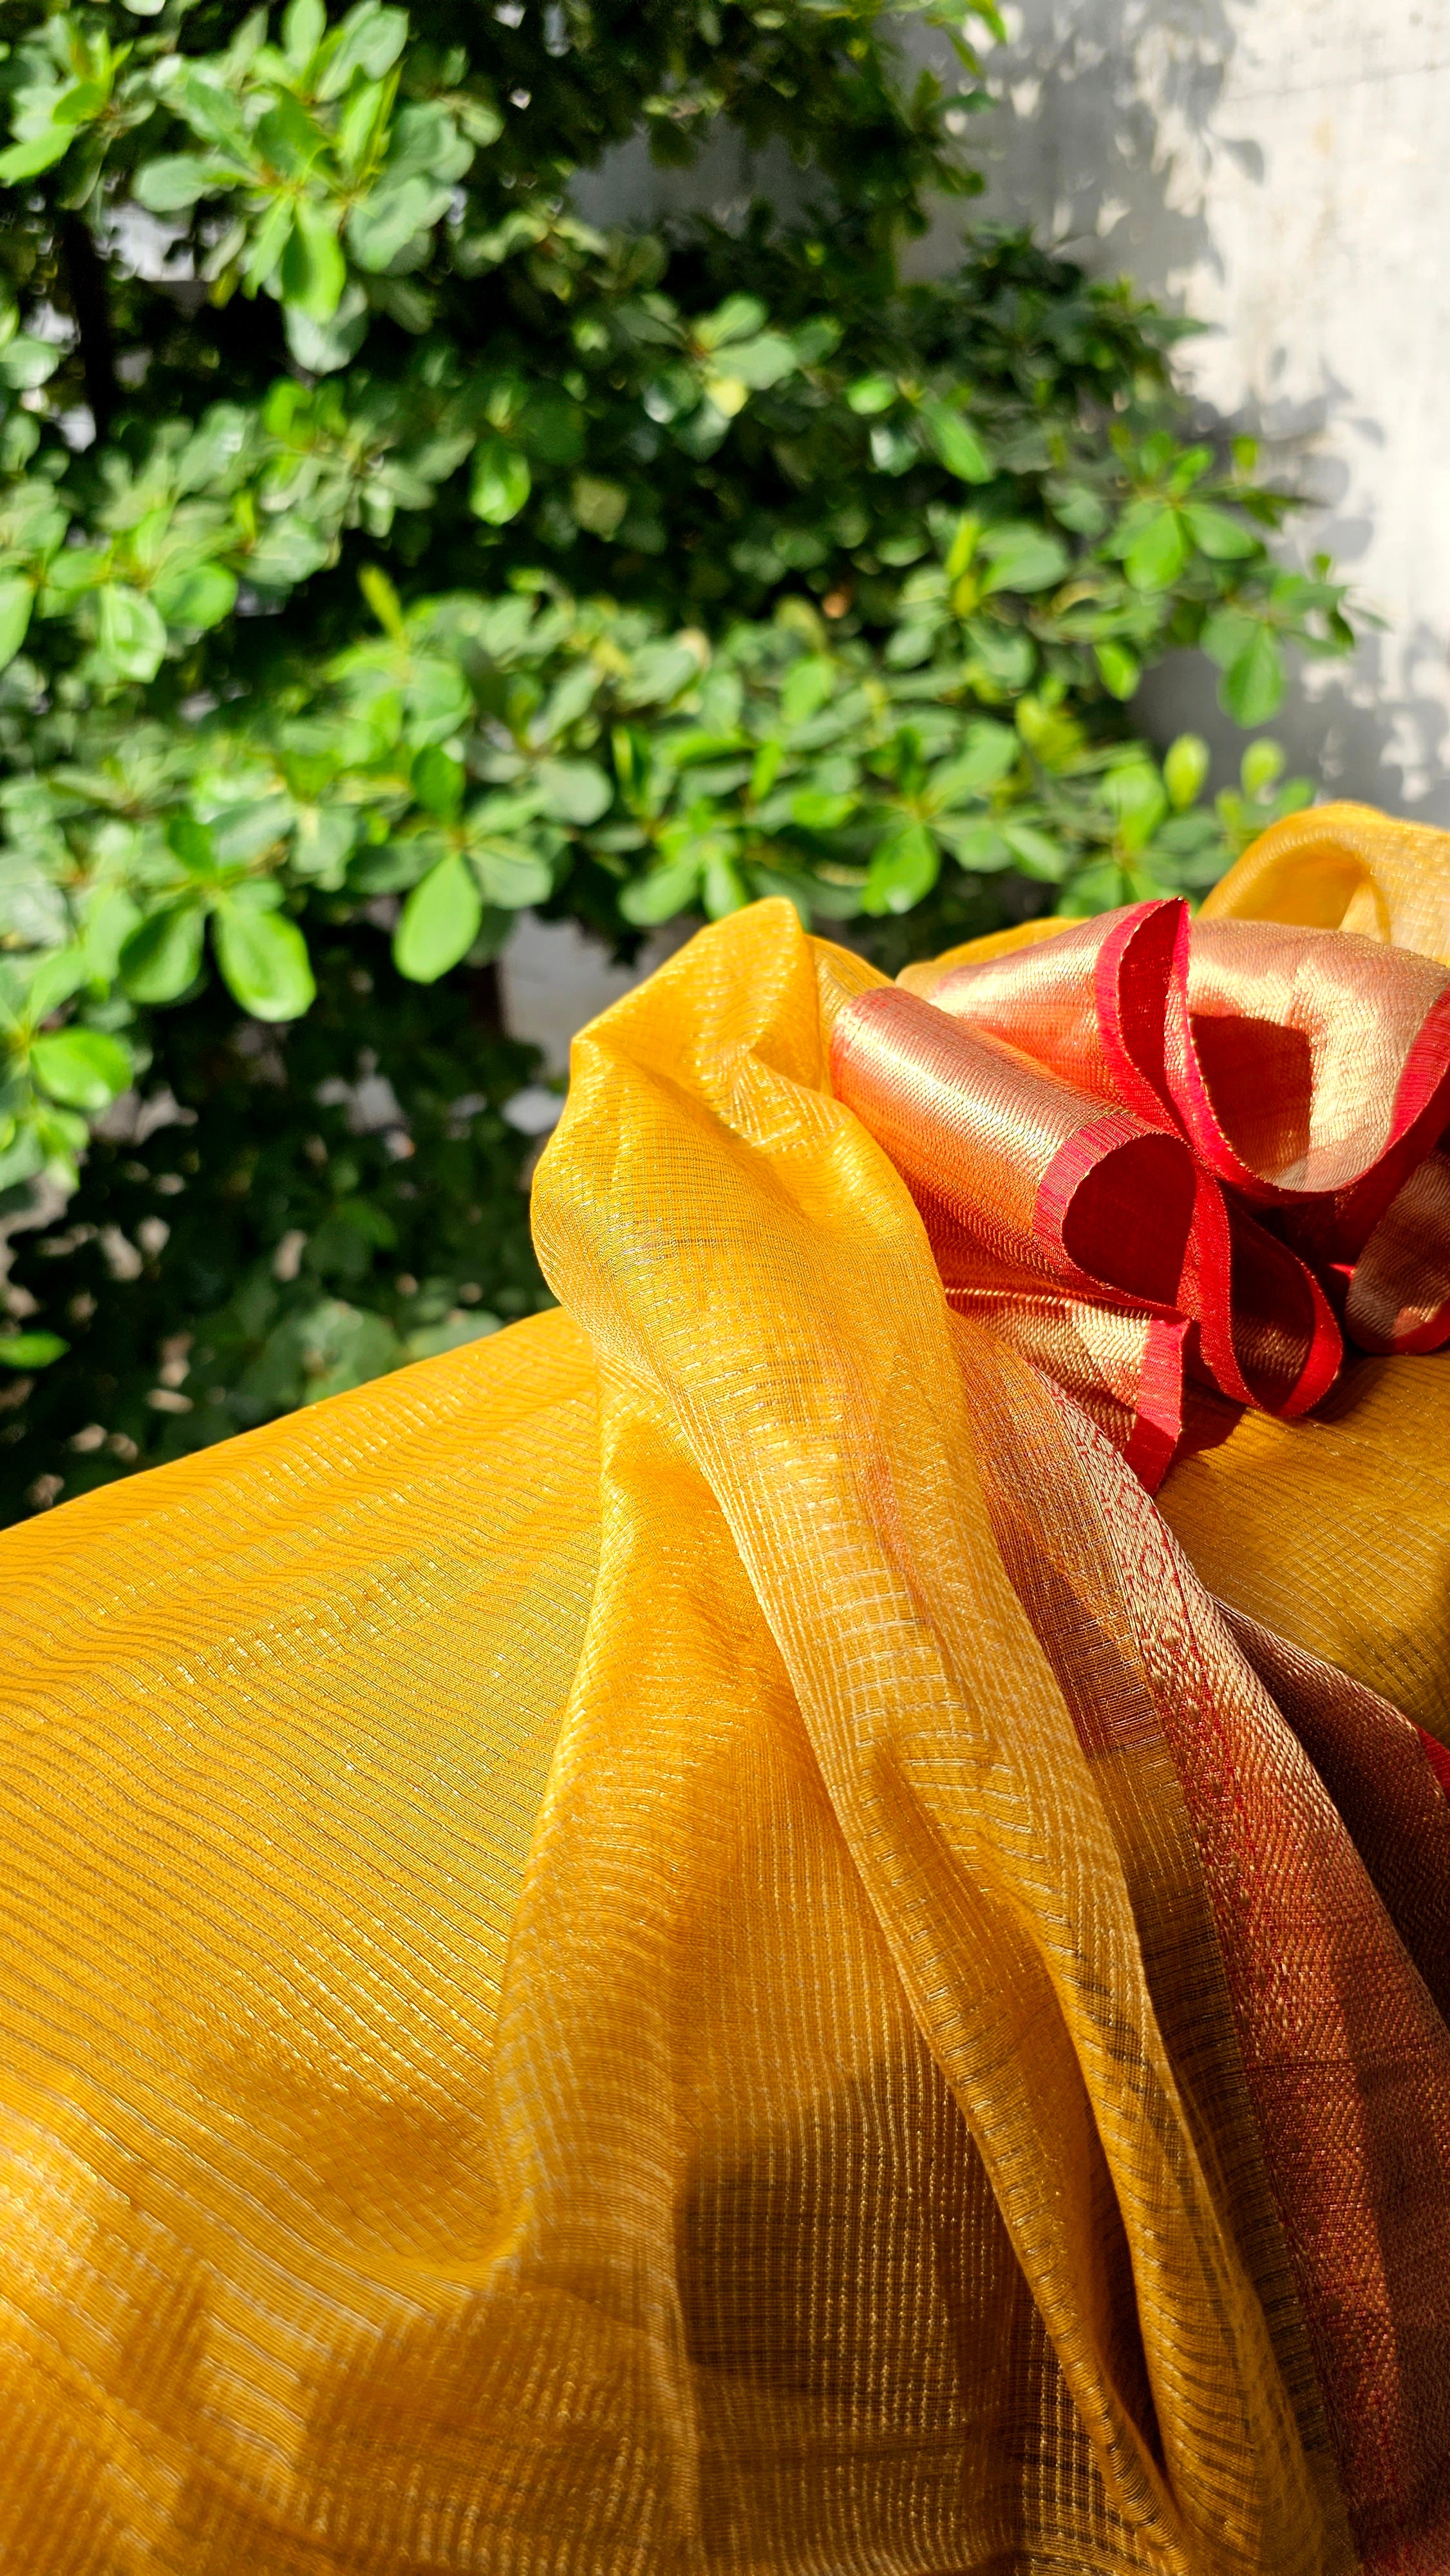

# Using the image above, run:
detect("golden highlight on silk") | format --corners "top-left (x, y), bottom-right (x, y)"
top-left (830, 884), bottom-right (1450, 1488)
top-left (0, 802), bottom-right (1447, 2576)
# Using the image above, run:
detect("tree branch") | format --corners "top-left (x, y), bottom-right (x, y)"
top-left (61, 214), bottom-right (116, 445)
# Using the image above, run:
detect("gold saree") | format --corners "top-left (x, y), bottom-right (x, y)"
top-left (1, 802), bottom-right (1449, 2575)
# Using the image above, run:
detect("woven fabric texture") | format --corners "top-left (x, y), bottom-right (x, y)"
top-left (1, 804), bottom-right (1449, 2573)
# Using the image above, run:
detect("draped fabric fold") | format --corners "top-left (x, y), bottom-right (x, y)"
top-left (1, 805), bottom-right (1449, 2575)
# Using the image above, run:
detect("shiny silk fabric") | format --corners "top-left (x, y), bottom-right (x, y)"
top-left (1, 806), bottom-right (1450, 2576)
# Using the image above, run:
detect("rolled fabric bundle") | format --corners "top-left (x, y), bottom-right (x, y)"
top-left (1, 810), bottom-right (1449, 2576)
top-left (836, 893), bottom-right (1450, 1486)
top-left (825, 972), bottom-right (1205, 1486)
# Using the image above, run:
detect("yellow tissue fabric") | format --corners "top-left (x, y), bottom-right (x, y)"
top-left (1201, 800), bottom-right (1450, 963)
top-left (0, 804), bottom-right (1447, 2574)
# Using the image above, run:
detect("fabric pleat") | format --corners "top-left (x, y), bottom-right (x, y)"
top-left (1200, 802), bottom-right (1450, 965)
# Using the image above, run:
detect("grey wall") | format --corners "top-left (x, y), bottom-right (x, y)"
top-left (915, 0), bottom-right (1450, 820)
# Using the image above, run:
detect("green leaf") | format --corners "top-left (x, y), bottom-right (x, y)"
top-left (167, 815), bottom-right (220, 880)
top-left (941, 819), bottom-right (1012, 872)
top-left (1138, 430), bottom-right (1179, 480)
top-left (80, 887), bottom-right (142, 983)
top-left (0, 1332), bottom-right (68, 1369)
top-left (241, 193), bottom-right (297, 296)
top-left (385, 100), bottom-right (471, 186)
top-left (26, 948), bottom-right (90, 1021)
top-left (1167, 444), bottom-right (1213, 497)
top-left (335, 73), bottom-right (391, 169)
top-left (977, 524), bottom-right (1069, 595)
top-left (1241, 739), bottom-right (1286, 797)
top-left (213, 899), bottom-right (317, 1021)
top-left (133, 155), bottom-right (231, 213)
top-left (1094, 641), bottom-right (1140, 701)
top-left (290, 804), bottom-right (357, 886)
top-left (55, 84), bottom-right (108, 127)
top-left (412, 745), bottom-right (465, 821)
top-left (1062, 858), bottom-right (1130, 916)
top-left (534, 759), bottom-right (612, 825)
top-left (619, 857), bottom-right (701, 926)
top-left (1201, 606), bottom-right (1253, 668)
top-left (283, 0), bottom-right (327, 66)
top-left (845, 374), bottom-right (898, 416)
top-left (170, 74), bottom-right (252, 155)
top-left (701, 849), bottom-right (749, 916)
top-left (357, 563), bottom-right (405, 639)
top-left (626, 639), bottom-right (702, 705)
top-left (791, 318), bottom-right (842, 370)
top-left (95, 585), bottom-right (167, 683)
top-left (518, 392), bottom-right (585, 465)
top-left (1046, 478), bottom-right (1108, 537)
top-left (394, 849), bottom-right (483, 980)
top-left (0, 129), bottom-right (75, 184)
top-left (209, 799), bottom-right (292, 867)
top-left (255, 95), bottom-right (327, 180)
top-left (317, 3), bottom-right (409, 96)
top-left (1183, 502), bottom-right (1260, 562)
top-left (919, 400), bottom-right (993, 485)
top-left (151, 562), bottom-right (238, 630)
top-left (283, 283), bottom-right (368, 375)
top-left (780, 656), bottom-right (835, 727)
top-left (963, 618), bottom-right (1037, 692)
top-left (862, 819), bottom-right (939, 914)
top-left (470, 436), bottom-right (531, 526)
top-left (280, 204), bottom-right (347, 322)
top-left (283, 1298), bottom-right (399, 1403)
top-left (0, 333), bottom-right (61, 392)
top-left (471, 840), bottom-right (552, 907)
top-left (570, 474), bottom-right (628, 538)
top-left (404, 656), bottom-right (473, 743)
top-left (120, 901), bottom-right (206, 1003)
top-left (789, 788), bottom-right (855, 831)
top-left (1124, 504), bottom-right (1189, 591)
top-left (455, 97), bottom-right (504, 148)
top-left (245, 515), bottom-right (332, 587)
top-left (0, 574), bottom-right (33, 673)
top-left (695, 294), bottom-right (767, 352)
top-left (346, 174), bottom-right (444, 271)
top-left (1001, 820), bottom-right (1069, 880)
top-left (0, 1128), bottom-right (46, 1193)
top-left (924, 721), bottom-right (1017, 807)
top-left (869, 422), bottom-right (918, 477)
top-left (1218, 623), bottom-right (1285, 726)
top-left (1020, 701), bottom-right (1085, 766)
top-left (720, 332), bottom-right (798, 391)
top-left (1102, 764), bottom-right (1167, 854)
top-left (30, 1027), bottom-right (133, 1113)
top-left (1163, 734), bottom-right (1210, 810)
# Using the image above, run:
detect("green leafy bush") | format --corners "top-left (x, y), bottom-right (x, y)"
top-left (1, 925), bottom-right (542, 1508)
top-left (0, 0), bottom-right (1348, 1515)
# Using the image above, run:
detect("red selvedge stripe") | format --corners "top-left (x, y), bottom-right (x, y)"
top-left (1417, 1727), bottom-right (1450, 1802)
top-left (1091, 895), bottom-right (1187, 1128)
